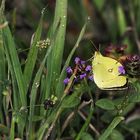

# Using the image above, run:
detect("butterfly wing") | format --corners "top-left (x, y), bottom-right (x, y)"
top-left (92, 52), bottom-right (127, 89)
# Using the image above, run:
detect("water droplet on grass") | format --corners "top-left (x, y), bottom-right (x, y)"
top-left (35, 82), bottom-right (39, 88)
top-left (87, 16), bottom-right (91, 20)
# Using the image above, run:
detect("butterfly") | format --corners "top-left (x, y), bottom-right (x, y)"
top-left (92, 51), bottom-right (127, 90)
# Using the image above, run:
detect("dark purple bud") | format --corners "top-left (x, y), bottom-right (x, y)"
top-left (85, 65), bottom-right (92, 72)
top-left (66, 66), bottom-right (73, 74)
top-left (118, 66), bottom-right (125, 74)
top-left (127, 55), bottom-right (140, 62)
top-left (80, 73), bottom-right (87, 79)
top-left (88, 75), bottom-right (94, 81)
top-left (63, 78), bottom-right (70, 85)
top-left (74, 77), bottom-right (78, 82)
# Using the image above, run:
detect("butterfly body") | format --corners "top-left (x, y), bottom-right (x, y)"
top-left (92, 51), bottom-right (127, 90)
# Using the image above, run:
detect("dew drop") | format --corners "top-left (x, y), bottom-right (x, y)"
top-left (41, 8), bottom-right (46, 15)
top-left (87, 16), bottom-right (91, 20)
top-left (35, 82), bottom-right (39, 88)
top-left (119, 109), bottom-right (123, 114)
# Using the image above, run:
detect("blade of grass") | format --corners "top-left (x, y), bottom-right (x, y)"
top-left (45, 0), bottom-right (67, 99)
top-left (4, 42), bottom-right (20, 110)
top-left (3, 22), bottom-right (26, 106)
top-left (4, 31), bottom-right (22, 140)
top-left (0, 0), bottom-right (6, 123)
top-left (27, 25), bottom-right (59, 139)
top-left (28, 44), bottom-right (52, 139)
top-left (98, 116), bottom-right (124, 140)
top-left (9, 117), bottom-right (15, 140)
top-left (117, 3), bottom-right (132, 52)
top-left (23, 13), bottom-right (43, 92)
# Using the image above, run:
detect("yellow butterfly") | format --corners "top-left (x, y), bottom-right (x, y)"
top-left (92, 51), bottom-right (127, 90)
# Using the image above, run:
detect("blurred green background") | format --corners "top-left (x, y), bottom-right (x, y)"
top-left (5, 0), bottom-right (140, 62)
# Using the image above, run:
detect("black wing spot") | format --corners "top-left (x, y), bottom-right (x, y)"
top-left (108, 68), bottom-right (113, 73)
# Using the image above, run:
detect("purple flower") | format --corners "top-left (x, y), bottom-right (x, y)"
top-left (81, 61), bottom-right (85, 64)
top-left (118, 66), bottom-right (125, 74)
top-left (88, 75), bottom-right (93, 81)
top-left (74, 77), bottom-right (78, 82)
top-left (75, 57), bottom-right (80, 64)
top-left (66, 66), bottom-right (73, 74)
top-left (80, 73), bottom-right (87, 79)
top-left (85, 65), bottom-right (92, 72)
top-left (63, 78), bottom-right (70, 85)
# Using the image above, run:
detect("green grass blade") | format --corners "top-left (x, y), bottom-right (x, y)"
top-left (3, 22), bottom-right (26, 106)
top-left (117, 5), bottom-right (126, 36)
top-left (0, 0), bottom-right (6, 123)
top-left (28, 38), bottom-right (53, 140)
top-left (45, 0), bottom-right (67, 98)
top-left (4, 43), bottom-right (20, 109)
top-left (99, 116), bottom-right (124, 140)
top-left (23, 14), bottom-right (43, 92)
top-left (9, 117), bottom-right (15, 140)
top-left (28, 21), bottom-right (60, 138)
top-left (117, 4), bottom-right (132, 52)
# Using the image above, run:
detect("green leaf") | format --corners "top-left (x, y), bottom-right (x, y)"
top-left (96, 98), bottom-right (115, 110)
top-left (23, 14), bottom-right (43, 92)
top-left (45, 0), bottom-right (68, 98)
top-left (126, 118), bottom-right (140, 131)
top-left (117, 5), bottom-right (126, 35)
top-left (3, 22), bottom-right (26, 106)
top-left (109, 129), bottom-right (124, 140)
top-left (128, 82), bottom-right (140, 103)
top-left (99, 116), bottom-right (124, 140)
top-left (81, 132), bottom-right (94, 140)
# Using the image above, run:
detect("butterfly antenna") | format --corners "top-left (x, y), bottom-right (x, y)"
top-left (89, 40), bottom-right (98, 51)
top-left (99, 44), bottom-right (101, 52)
